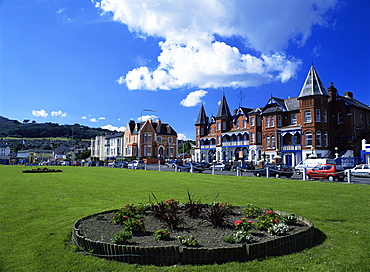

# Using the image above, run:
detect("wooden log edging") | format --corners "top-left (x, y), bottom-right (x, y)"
top-left (72, 209), bottom-right (314, 265)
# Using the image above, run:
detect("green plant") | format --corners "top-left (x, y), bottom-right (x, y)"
top-left (135, 203), bottom-right (150, 214)
top-left (223, 231), bottom-right (254, 244)
top-left (243, 204), bottom-right (264, 218)
top-left (112, 204), bottom-right (138, 225)
top-left (268, 223), bottom-right (290, 236)
top-left (122, 217), bottom-right (145, 233)
top-left (234, 218), bottom-right (254, 232)
top-left (178, 235), bottom-right (199, 247)
top-left (154, 229), bottom-right (170, 241)
top-left (255, 210), bottom-right (281, 231)
top-left (111, 230), bottom-right (132, 244)
top-left (280, 214), bottom-right (297, 225)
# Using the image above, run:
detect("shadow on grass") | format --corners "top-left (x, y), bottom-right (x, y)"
top-left (312, 227), bottom-right (327, 247)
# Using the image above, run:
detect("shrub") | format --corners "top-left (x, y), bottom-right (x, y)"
top-left (154, 229), bottom-right (171, 241)
top-left (242, 204), bottom-right (263, 218)
top-left (122, 217), bottom-right (145, 233)
top-left (150, 195), bottom-right (183, 229)
top-left (255, 210), bottom-right (281, 231)
top-left (112, 204), bottom-right (145, 233)
top-left (280, 214), bottom-right (297, 225)
top-left (111, 230), bottom-right (132, 244)
top-left (234, 218), bottom-right (254, 232)
top-left (204, 202), bottom-right (234, 227)
top-left (184, 190), bottom-right (206, 218)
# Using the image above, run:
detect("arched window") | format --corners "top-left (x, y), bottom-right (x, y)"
top-left (324, 131), bottom-right (329, 147)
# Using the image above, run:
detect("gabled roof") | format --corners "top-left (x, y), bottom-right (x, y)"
top-left (338, 96), bottom-right (370, 110)
top-left (298, 64), bottom-right (328, 98)
top-left (195, 104), bottom-right (208, 125)
top-left (216, 94), bottom-right (232, 119)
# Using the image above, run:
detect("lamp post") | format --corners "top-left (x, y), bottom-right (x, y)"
top-left (138, 109), bottom-right (156, 160)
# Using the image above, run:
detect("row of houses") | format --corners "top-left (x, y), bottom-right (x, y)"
top-left (91, 118), bottom-right (178, 162)
top-left (194, 65), bottom-right (370, 166)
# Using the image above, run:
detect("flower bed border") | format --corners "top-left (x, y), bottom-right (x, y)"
top-left (72, 209), bottom-right (314, 265)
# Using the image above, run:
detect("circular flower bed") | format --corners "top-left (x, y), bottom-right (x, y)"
top-left (22, 167), bottom-right (62, 173)
top-left (72, 198), bottom-right (314, 265)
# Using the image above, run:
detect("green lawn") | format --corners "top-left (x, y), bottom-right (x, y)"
top-left (0, 165), bottom-right (369, 271)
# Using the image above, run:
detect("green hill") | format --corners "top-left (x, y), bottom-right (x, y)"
top-left (0, 116), bottom-right (111, 139)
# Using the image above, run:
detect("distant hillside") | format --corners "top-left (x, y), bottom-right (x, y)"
top-left (0, 116), bottom-right (112, 139)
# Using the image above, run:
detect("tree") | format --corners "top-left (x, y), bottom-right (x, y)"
top-left (23, 119), bottom-right (30, 124)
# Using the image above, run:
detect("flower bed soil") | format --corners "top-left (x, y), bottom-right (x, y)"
top-left (78, 207), bottom-right (309, 249)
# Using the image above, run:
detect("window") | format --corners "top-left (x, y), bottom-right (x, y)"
top-left (291, 114), bottom-right (297, 125)
top-left (170, 147), bottom-right (174, 157)
top-left (337, 112), bottom-right (344, 124)
top-left (257, 116), bottom-right (261, 126)
top-left (305, 133), bottom-right (312, 146)
top-left (157, 136), bottom-right (162, 142)
top-left (316, 131), bottom-right (322, 147)
top-left (217, 136), bottom-right (221, 144)
top-left (266, 117), bottom-right (269, 127)
top-left (304, 110), bottom-right (312, 123)
top-left (257, 132), bottom-right (262, 143)
top-left (236, 121), bottom-right (240, 129)
top-left (250, 116), bottom-right (255, 126)
top-left (278, 115), bottom-right (282, 127)
top-left (316, 109), bottom-right (321, 122)
top-left (143, 145), bottom-right (147, 156)
top-left (323, 110), bottom-right (328, 122)
top-left (168, 137), bottom-right (173, 144)
top-left (271, 136), bottom-right (275, 148)
top-left (251, 132), bottom-right (255, 143)
top-left (266, 136), bottom-right (270, 148)
top-left (324, 131), bottom-right (329, 147)
top-left (271, 116), bottom-right (275, 127)
top-left (360, 113), bottom-right (364, 124)
top-left (222, 121), bottom-right (227, 130)
top-left (243, 119), bottom-right (247, 128)
top-left (217, 122), bottom-right (220, 130)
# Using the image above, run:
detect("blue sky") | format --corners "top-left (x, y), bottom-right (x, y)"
top-left (1, 0), bottom-right (369, 140)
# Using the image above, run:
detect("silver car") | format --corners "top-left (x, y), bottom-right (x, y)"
top-left (350, 164), bottom-right (370, 177)
top-left (127, 160), bottom-right (145, 169)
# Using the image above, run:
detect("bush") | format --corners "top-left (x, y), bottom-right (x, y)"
top-left (111, 230), bottom-right (132, 244)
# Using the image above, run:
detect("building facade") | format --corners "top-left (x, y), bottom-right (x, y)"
top-left (91, 119), bottom-right (178, 161)
top-left (194, 65), bottom-right (370, 166)
top-left (124, 119), bottom-right (177, 161)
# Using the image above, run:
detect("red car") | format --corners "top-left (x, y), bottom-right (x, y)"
top-left (306, 164), bottom-right (345, 182)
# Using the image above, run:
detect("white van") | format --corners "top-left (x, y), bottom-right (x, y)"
top-left (294, 158), bottom-right (337, 174)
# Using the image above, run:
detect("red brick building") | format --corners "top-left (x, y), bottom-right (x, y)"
top-left (194, 65), bottom-right (370, 166)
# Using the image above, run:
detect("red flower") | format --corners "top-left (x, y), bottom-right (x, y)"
top-left (273, 219), bottom-right (279, 223)
top-left (163, 231), bottom-right (167, 234)
top-left (123, 216), bottom-right (129, 219)
top-left (247, 221), bottom-right (253, 224)
top-left (265, 211), bottom-right (273, 214)
top-left (234, 220), bottom-right (243, 226)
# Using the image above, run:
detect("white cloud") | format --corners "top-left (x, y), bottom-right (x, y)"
top-left (51, 110), bottom-right (67, 117)
top-left (32, 109), bottom-right (48, 118)
top-left (95, 0), bottom-right (338, 90)
top-left (81, 116), bottom-right (87, 119)
top-left (99, 117), bottom-right (106, 120)
top-left (180, 90), bottom-right (207, 107)
top-left (90, 118), bottom-right (98, 122)
top-left (101, 124), bottom-right (125, 132)
top-left (137, 115), bottom-right (158, 122)
top-left (178, 133), bottom-right (190, 141)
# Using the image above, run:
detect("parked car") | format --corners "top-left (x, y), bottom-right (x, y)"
top-left (178, 162), bottom-right (206, 173)
top-left (253, 163), bottom-right (294, 178)
top-left (306, 164), bottom-right (345, 182)
top-left (127, 160), bottom-right (145, 169)
top-left (166, 159), bottom-right (182, 168)
top-left (232, 163), bottom-right (255, 172)
top-left (210, 162), bottom-right (231, 171)
top-left (197, 162), bottom-right (212, 169)
top-left (349, 164), bottom-right (370, 177)
top-left (295, 158), bottom-right (337, 174)
top-left (87, 161), bottom-right (98, 167)
top-left (72, 161), bottom-right (81, 166)
top-left (115, 161), bottom-right (129, 168)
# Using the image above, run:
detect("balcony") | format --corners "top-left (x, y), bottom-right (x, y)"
top-left (222, 140), bottom-right (249, 147)
top-left (282, 145), bottom-right (301, 151)
top-left (200, 144), bottom-right (216, 149)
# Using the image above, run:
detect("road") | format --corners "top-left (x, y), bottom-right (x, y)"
top-left (141, 164), bottom-right (370, 185)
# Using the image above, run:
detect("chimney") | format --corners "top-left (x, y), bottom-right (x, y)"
top-left (344, 91), bottom-right (353, 99)
top-left (327, 82), bottom-right (337, 102)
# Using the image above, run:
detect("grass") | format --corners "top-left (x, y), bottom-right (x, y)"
top-left (0, 165), bottom-right (369, 271)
